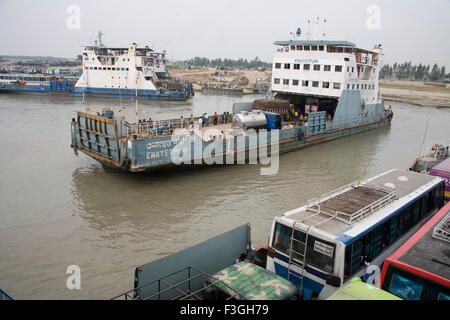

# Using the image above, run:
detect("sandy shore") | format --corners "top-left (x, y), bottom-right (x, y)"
top-left (380, 80), bottom-right (450, 107)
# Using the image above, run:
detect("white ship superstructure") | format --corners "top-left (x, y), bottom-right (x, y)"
top-left (73, 32), bottom-right (193, 100)
top-left (271, 39), bottom-right (384, 116)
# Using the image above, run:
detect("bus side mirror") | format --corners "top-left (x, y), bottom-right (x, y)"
top-left (326, 275), bottom-right (341, 287)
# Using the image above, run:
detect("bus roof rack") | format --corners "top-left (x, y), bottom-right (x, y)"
top-left (306, 181), bottom-right (397, 225)
top-left (432, 212), bottom-right (450, 243)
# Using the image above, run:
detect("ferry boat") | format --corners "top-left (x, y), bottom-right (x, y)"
top-left (70, 32), bottom-right (393, 173)
top-left (266, 169), bottom-right (445, 299)
top-left (380, 201), bottom-right (450, 300)
top-left (0, 32), bottom-right (194, 100)
top-left (409, 140), bottom-right (449, 173)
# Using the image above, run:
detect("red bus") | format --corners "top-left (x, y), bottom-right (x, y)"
top-left (380, 201), bottom-right (450, 300)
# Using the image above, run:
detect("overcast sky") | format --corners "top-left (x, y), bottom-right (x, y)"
top-left (0, 0), bottom-right (449, 69)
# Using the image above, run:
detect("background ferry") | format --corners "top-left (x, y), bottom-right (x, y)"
top-left (266, 169), bottom-right (445, 299)
top-left (0, 32), bottom-right (194, 101)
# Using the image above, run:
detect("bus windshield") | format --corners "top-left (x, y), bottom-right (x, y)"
top-left (272, 222), bottom-right (335, 274)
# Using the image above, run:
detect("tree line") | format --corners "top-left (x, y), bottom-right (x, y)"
top-left (184, 56), bottom-right (272, 69)
top-left (380, 62), bottom-right (448, 82)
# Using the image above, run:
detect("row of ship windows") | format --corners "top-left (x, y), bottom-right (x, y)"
top-left (274, 78), bottom-right (341, 89)
top-left (275, 63), bottom-right (342, 72)
top-left (85, 67), bottom-right (130, 71)
top-left (273, 79), bottom-right (376, 90)
top-left (283, 45), bottom-right (353, 53)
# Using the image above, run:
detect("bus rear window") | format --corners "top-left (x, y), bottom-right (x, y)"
top-left (272, 222), bottom-right (335, 274)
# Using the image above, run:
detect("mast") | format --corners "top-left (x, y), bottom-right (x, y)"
top-left (135, 77), bottom-right (138, 124)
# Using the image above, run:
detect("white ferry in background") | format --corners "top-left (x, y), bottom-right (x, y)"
top-left (0, 32), bottom-right (194, 101)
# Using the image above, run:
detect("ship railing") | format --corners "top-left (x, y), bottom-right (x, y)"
top-left (125, 119), bottom-right (185, 138)
top-left (111, 266), bottom-right (244, 300)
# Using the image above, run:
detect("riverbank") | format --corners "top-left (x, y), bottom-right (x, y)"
top-left (380, 80), bottom-right (450, 107)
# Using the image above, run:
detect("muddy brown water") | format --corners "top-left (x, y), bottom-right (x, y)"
top-left (0, 93), bottom-right (449, 299)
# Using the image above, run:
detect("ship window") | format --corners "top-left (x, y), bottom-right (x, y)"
top-left (275, 63), bottom-right (281, 69)
top-left (274, 78), bottom-right (280, 84)
top-left (107, 67), bottom-right (111, 70)
top-left (126, 68), bottom-right (129, 71)
top-left (294, 64), bottom-right (300, 70)
top-left (302, 80), bottom-right (309, 87)
top-left (333, 83), bottom-right (341, 89)
top-left (303, 64), bottom-right (310, 70)
top-left (347, 67), bottom-right (350, 72)
top-left (123, 58), bottom-right (125, 61)
top-left (312, 81), bottom-right (319, 87)
top-left (323, 82), bottom-right (330, 88)
top-left (357, 84), bottom-right (360, 90)
top-left (291, 45), bottom-right (295, 50)
top-left (324, 65), bottom-right (331, 71)
top-left (352, 84), bottom-right (355, 89)
top-left (94, 67), bottom-right (97, 70)
top-left (352, 67), bottom-right (354, 73)
top-left (85, 67), bottom-right (88, 70)
top-left (347, 84), bottom-right (350, 89)
top-left (296, 45), bottom-right (302, 50)
top-left (283, 79), bottom-right (289, 85)
top-left (319, 45), bottom-right (324, 51)
top-left (335, 66), bottom-right (342, 72)
top-left (313, 64), bottom-right (320, 71)
top-left (293, 80), bottom-right (299, 86)
top-left (284, 63), bottom-right (290, 69)
top-left (128, 58), bottom-right (130, 61)
top-left (344, 58), bottom-right (350, 62)
top-left (311, 45), bottom-right (318, 51)
top-left (304, 45), bottom-right (310, 51)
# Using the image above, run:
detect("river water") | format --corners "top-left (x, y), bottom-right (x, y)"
top-left (0, 93), bottom-right (449, 299)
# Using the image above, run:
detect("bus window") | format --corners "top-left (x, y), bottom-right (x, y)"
top-left (273, 223), bottom-right (335, 273)
top-left (296, 232), bottom-right (335, 274)
top-left (389, 273), bottom-right (422, 300)
top-left (438, 293), bottom-right (450, 300)
top-left (272, 223), bottom-right (292, 255)
top-left (344, 237), bottom-right (364, 279)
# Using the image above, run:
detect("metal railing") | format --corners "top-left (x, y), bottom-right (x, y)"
top-left (111, 266), bottom-right (245, 300)
top-left (432, 213), bottom-right (450, 243)
top-left (306, 181), bottom-right (397, 225)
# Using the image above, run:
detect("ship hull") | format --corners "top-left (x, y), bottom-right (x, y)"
top-left (0, 83), bottom-right (192, 101)
top-left (72, 112), bottom-right (391, 173)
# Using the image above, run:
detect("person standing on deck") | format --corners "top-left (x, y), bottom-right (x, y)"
top-left (204, 112), bottom-right (208, 126)
top-left (214, 112), bottom-right (218, 125)
top-left (198, 116), bottom-right (203, 129)
top-left (180, 115), bottom-right (184, 128)
top-left (190, 114), bottom-right (194, 126)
